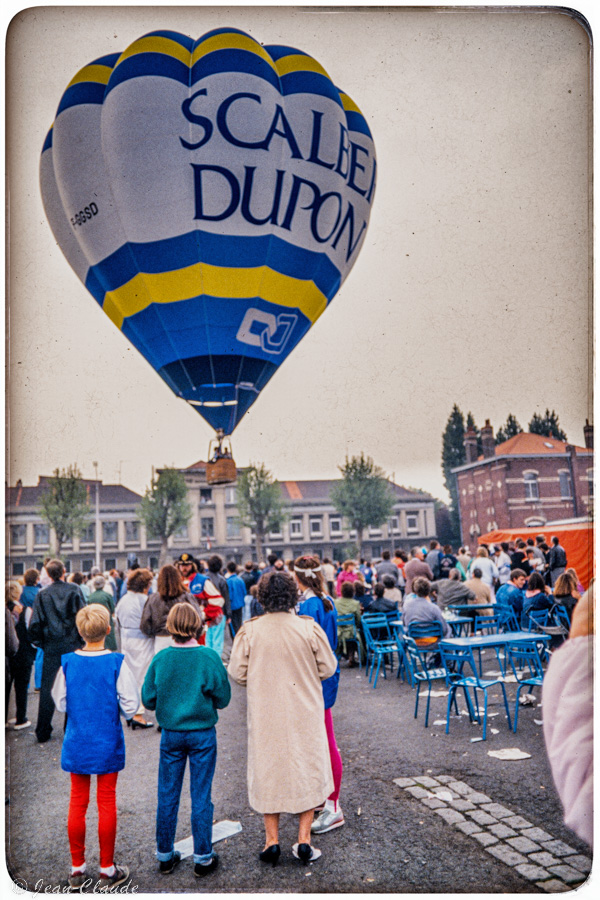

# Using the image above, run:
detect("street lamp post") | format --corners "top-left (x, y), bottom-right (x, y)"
top-left (93, 461), bottom-right (100, 569)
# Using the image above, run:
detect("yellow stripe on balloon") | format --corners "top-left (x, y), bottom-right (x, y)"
top-left (115, 36), bottom-right (192, 67)
top-left (102, 265), bottom-right (328, 330)
top-left (274, 54), bottom-right (331, 80)
top-left (66, 64), bottom-right (114, 89)
top-left (192, 33), bottom-right (278, 72)
top-left (339, 92), bottom-right (364, 116)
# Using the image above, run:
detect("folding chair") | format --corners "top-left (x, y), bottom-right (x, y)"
top-left (505, 641), bottom-right (545, 732)
top-left (526, 609), bottom-right (550, 632)
top-left (336, 613), bottom-right (364, 667)
top-left (362, 616), bottom-right (399, 688)
top-left (402, 637), bottom-right (454, 727)
top-left (440, 644), bottom-right (512, 740)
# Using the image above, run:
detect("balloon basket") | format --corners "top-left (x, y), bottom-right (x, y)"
top-left (206, 457), bottom-right (237, 485)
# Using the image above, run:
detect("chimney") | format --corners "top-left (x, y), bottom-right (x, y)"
top-left (481, 419), bottom-right (495, 459)
top-left (584, 419), bottom-right (593, 449)
top-left (464, 427), bottom-right (478, 464)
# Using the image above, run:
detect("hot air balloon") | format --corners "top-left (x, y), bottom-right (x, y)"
top-left (40, 27), bottom-right (376, 482)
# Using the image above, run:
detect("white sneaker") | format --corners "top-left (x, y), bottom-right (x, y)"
top-left (311, 806), bottom-right (345, 834)
top-left (7, 718), bottom-right (16, 725)
top-left (13, 721), bottom-right (32, 730)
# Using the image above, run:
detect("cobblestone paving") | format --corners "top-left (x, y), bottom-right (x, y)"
top-left (394, 775), bottom-right (592, 892)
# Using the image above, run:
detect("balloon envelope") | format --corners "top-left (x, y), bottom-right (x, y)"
top-left (40, 28), bottom-right (377, 433)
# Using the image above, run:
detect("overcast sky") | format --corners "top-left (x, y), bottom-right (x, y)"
top-left (6, 4), bottom-right (592, 503)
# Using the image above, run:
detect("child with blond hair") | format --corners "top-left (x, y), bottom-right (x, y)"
top-left (51, 604), bottom-right (139, 890)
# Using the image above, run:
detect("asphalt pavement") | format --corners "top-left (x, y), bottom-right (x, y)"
top-left (4, 636), bottom-right (592, 895)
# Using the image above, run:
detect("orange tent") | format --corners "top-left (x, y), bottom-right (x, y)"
top-left (478, 522), bottom-right (594, 590)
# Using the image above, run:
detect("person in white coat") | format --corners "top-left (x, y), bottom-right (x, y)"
top-left (115, 568), bottom-right (155, 729)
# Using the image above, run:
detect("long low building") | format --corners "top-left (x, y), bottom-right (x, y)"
top-left (5, 464), bottom-right (437, 575)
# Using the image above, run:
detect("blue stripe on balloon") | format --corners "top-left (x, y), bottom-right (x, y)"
top-left (42, 128), bottom-right (53, 152)
top-left (191, 49), bottom-right (281, 91)
top-left (121, 294), bottom-right (311, 371)
top-left (90, 52), bottom-right (121, 67)
top-left (279, 71), bottom-right (343, 107)
top-left (195, 27), bottom-right (252, 42)
top-left (105, 52), bottom-right (191, 93)
top-left (345, 109), bottom-right (373, 139)
top-left (264, 44), bottom-right (310, 61)
top-left (84, 268), bottom-right (106, 306)
top-left (56, 82), bottom-right (107, 115)
top-left (89, 232), bottom-right (342, 301)
top-left (140, 30), bottom-right (195, 50)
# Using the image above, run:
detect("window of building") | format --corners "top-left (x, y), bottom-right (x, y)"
top-left (34, 523), bottom-right (49, 546)
top-left (225, 487), bottom-right (237, 504)
top-left (370, 544), bottom-right (382, 559)
top-left (149, 556), bottom-right (159, 570)
top-left (587, 468), bottom-right (594, 499)
top-left (81, 559), bottom-right (94, 572)
top-left (369, 525), bottom-right (382, 536)
top-left (102, 521), bottom-right (118, 543)
top-left (12, 562), bottom-right (24, 576)
top-left (173, 523), bottom-right (189, 541)
top-left (406, 512), bottom-right (419, 534)
top-left (103, 558), bottom-right (116, 571)
top-left (524, 472), bottom-right (539, 500)
top-left (309, 516), bottom-right (323, 537)
top-left (80, 522), bottom-right (95, 544)
top-left (201, 517), bottom-right (214, 538)
top-left (125, 521), bottom-right (140, 543)
top-left (268, 526), bottom-right (283, 539)
top-left (199, 489), bottom-right (213, 504)
top-left (226, 516), bottom-right (241, 539)
top-left (329, 516), bottom-right (342, 535)
top-left (390, 516), bottom-right (400, 533)
top-left (559, 470), bottom-right (572, 499)
top-left (290, 518), bottom-right (303, 538)
top-left (11, 524), bottom-right (27, 546)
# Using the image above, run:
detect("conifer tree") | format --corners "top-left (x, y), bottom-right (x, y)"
top-left (496, 413), bottom-right (523, 445)
top-left (528, 409), bottom-right (567, 441)
top-left (441, 405), bottom-right (466, 543)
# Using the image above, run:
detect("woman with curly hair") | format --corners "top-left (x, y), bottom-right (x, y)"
top-left (228, 570), bottom-right (337, 866)
top-left (295, 556), bottom-right (344, 837)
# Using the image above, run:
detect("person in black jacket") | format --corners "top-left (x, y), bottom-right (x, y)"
top-left (28, 558), bottom-right (85, 743)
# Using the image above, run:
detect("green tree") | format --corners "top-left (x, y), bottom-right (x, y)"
top-left (330, 453), bottom-right (394, 560)
top-left (528, 409), bottom-right (568, 442)
top-left (441, 405), bottom-right (466, 544)
top-left (496, 413), bottom-right (523, 445)
top-left (39, 465), bottom-right (91, 557)
top-left (236, 464), bottom-right (286, 562)
top-left (139, 468), bottom-right (191, 566)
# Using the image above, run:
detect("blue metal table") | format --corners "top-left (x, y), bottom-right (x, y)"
top-left (440, 631), bottom-right (551, 674)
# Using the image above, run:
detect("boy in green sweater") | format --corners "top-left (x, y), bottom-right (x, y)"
top-left (142, 602), bottom-right (231, 879)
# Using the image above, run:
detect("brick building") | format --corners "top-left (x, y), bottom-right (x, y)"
top-left (452, 421), bottom-right (593, 547)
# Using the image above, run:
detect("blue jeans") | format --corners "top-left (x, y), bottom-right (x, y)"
top-left (156, 727), bottom-right (217, 865)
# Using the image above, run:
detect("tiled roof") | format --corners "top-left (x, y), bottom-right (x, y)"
top-left (494, 433), bottom-right (590, 456)
top-left (6, 478), bottom-right (141, 509)
top-left (278, 479), bottom-right (432, 502)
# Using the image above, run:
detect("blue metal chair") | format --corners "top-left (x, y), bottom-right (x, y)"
top-left (505, 641), bottom-right (545, 732)
top-left (440, 644), bottom-right (512, 740)
top-left (473, 614), bottom-right (505, 673)
top-left (402, 637), bottom-right (455, 727)
top-left (552, 604), bottom-right (571, 632)
top-left (362, 616), bottom-right (399, 688)
top-left (495, 606), bottom-right (520, 633)
top-left (391, 620), bottom-right (411, 683)
top-left (336, 613), bottom-right (364, 668)
top-left (527, 609), bottom-right (550, 631)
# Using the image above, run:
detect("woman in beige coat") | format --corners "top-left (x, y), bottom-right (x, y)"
top-left (228, 571), bottom-right (338, 865)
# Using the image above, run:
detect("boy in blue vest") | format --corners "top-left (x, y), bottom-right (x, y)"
top-left (52, 604), bottom-right (139, 891)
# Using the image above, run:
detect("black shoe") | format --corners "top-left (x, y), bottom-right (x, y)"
top-left (128, 719), bottom-right (154, 730)
top-left (159, 851), bottom-right (181, 874)
top-left (292, 843), bottom-right (321, 864)
top-left (259, 844), bottom-right (280, 867)
top-left (194, 855), bottom-right (219, 878)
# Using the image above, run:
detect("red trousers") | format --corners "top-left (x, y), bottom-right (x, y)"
top-left (68, 772), bottom-right (118, 868)
top-left (324, 708), bottom-right (343, 805)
